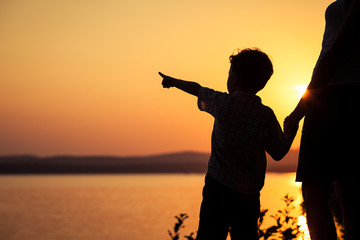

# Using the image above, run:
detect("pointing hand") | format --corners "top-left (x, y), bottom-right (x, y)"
top-left (159, 72), bottom-right (174, 88)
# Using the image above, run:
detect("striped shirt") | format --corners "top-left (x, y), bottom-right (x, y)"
top-left (198, 87), bottom-right (294, 194)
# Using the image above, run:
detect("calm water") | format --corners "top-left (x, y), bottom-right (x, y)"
top-left (0, 173), bottom-right (303, 240)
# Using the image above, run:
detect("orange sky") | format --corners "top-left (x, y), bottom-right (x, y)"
top-left (0, 0), bottom-right (333, 156)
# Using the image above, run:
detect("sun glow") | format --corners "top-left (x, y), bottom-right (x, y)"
top-left (295, 85), bottom-right (308, 99)
top-left (298, 215), bottom-right (311, 240)
top-left (0, 0), bottom-right (329, 156)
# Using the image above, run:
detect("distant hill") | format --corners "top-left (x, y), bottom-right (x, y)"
top-left (267, 149), bottom-right (299, 172)
top-left (0, 150), bottom-right (299, 174)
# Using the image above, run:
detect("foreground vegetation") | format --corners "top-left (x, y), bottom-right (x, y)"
top-left (168, 194), bottom-right (345, 240)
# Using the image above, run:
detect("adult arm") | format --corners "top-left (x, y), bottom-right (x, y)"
top-left (285, 0), bottom-right (360, 132)
top-left (308, 0), bottom-right (360, 89)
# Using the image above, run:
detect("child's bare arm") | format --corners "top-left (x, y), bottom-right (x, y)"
top-left (159, 72), bottom-right (201, 97)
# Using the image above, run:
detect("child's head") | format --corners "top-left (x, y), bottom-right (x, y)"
top-left (228, 48), bottom-right (273, 94)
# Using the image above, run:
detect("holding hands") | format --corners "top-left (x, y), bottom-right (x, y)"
top-left (284, 98), bottom-right (308, 136)
top-left (284, 115), bottom-right (300, 137)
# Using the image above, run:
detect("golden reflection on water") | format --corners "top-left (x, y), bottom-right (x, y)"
top-left (0, 173), bottom-right (310, 240)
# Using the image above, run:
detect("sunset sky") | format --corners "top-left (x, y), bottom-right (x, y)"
top-left (0, 0), bottom-right (333, 156)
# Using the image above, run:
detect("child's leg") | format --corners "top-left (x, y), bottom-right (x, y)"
top-left (196, 210), bottom-right (229, 240)
top-left (196, 174), bottom-right (230, 240)
top-left (229, 193), bottom-right (260, 240)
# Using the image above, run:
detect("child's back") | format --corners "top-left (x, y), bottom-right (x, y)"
top-left (198, 87), bottom-right (291, 194)
top-left (159, 48), bottom-right (297, 240)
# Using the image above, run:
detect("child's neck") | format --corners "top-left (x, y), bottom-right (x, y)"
top-left (231, 88), bottom-right (258, 95)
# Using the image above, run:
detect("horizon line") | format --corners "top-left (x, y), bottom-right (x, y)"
top-left (0, 148), bottom-right (300, 159)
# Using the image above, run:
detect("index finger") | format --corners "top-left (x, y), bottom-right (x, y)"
top-left (158, 72), bottom-right (166, 78)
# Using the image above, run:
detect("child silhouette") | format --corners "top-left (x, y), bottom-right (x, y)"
top-left (159, 48), bottom-right (297, 240)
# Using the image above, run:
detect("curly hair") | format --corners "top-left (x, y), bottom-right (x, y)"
top-left (229, 48), bottom-right (273, 92)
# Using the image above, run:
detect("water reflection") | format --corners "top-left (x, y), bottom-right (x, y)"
top-left (0, 173), bottom-right (309, 240)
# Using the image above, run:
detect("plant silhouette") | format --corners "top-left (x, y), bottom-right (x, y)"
top-left (168, 213), bottom-right (195, 240)
top-left (258, 194), bottom-right (303, 240)
top-left (168, 195), bottom-right (306, 240)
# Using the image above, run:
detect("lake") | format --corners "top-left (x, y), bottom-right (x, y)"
top-left (0, 173), bottom-right (306, 240)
